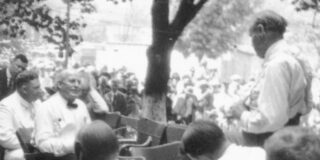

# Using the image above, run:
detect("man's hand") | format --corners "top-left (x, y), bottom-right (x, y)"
top-left (226, 100), bottom-right (247, 120)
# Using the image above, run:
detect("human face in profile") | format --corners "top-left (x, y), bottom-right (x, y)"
top-left (23, 78), bottom-right (42, 102)
top-left (10, 59), bottom-right (28, 77)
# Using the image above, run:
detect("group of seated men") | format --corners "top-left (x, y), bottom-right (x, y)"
top-left (0, 55), bottom-right (320, 160)
top-left (69, 120), bottom-right (320, 160)
top-left (0, 54), bottom-right (93, 160)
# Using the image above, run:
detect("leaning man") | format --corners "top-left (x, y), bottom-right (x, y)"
top-left (35, 69), bottom-right (91, 157)
top-left (230, 10), bottom-right (313, 146)
top-left (0, 70), bottom-right (43, 160)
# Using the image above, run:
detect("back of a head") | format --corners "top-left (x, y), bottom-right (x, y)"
top-left (181, 120), bottom-right (226, 158)
top-left (264, 126), bottom-right (320, 160)
top-left (13, 54), bottom-right (28, 64)
top-left (75, 120), bottom-right (119, 160)
top-left (249, 10), bottom-right (287, 36)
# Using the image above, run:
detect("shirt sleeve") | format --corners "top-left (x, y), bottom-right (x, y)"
top-left (0, 104), bottom-right (20, 149)
top-left (35, 103), bottom-right (74, 156)
top-left (89, 89), bottom-right (109, 112)
top-left (241, 60), bottom-right (290, 133)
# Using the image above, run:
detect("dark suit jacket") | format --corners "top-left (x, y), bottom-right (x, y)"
top-left (0, 67), bottom-right (12, 100)
top-left (105, 91), bottom-right (128, 116)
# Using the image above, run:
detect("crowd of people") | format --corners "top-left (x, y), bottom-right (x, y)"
top-left (0, 9), bottom-right (320, 160)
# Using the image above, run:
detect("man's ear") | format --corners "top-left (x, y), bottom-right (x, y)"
top-left (20, 85), bottom-right (27, 94)
top-left (56, 81), bottom-right (63, 90)
top-left (256, 24), bottom-right (266, 35)
top-left (75, 142), bottom-right (83, 160)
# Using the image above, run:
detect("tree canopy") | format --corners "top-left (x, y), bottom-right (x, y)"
top-left (0, 0), bottom-right (96, 58)
top-left (175, 0), bottom-right (263, 59)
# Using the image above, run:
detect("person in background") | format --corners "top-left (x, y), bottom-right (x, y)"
top-left (104, 79), bottom-right (128, 115)
top-left (230, 10), bottom-right (313, 146)
top-left (126, 81), bottom-right (141, 118)
top-left (35, 69), bottom-right (91, 158)
top-left (75, 120), bottom-right (119, 160)
top-left (97, 72), bottom-right (112, 96)
top-left (0, 70), bottom-right (42, 160)
top-left (180, 120), bottom-right (265, 160)
top-left (0, 54), bottom-right (28, 100)
top-left (264, 126), bottom-right (320, 160)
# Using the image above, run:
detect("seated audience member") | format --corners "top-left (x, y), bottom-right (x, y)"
top-left (79, 71), bottom-right (109, 120)
top-left (104, 79), bottom-right (128, 115)
top-left (181, 120), bottom-right (265, 160)
top-left (75, 120), bottom-right (119, 160)
top-left (35, 69), bottom-right (91, 157)
top-left (0, 70), bottom-right (42, 160)
top-left (264, 126), bottom-right (320, 160)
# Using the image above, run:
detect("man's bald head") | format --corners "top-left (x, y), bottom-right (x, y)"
top-left (75, 120), bottom-right (119, 160)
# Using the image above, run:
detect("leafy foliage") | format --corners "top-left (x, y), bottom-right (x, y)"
top-left (175, 0), bottom-right (262, 59)
top-left (290, 0), bottom-right (320, 11)
top-left (0, 0), bottom-right (95, 57)
top-left (105, 0), bottom-right (132, 5)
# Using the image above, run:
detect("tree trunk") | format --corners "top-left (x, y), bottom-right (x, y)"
top-left (143, 0), bottom-right (208, 122)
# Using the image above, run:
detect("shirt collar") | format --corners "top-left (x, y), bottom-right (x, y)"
top-left (15, 91), bottom-right (34, 109)
top-left (263, 39), bottom-right (286, 65)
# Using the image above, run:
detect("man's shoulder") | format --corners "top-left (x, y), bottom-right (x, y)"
top-left (1, 93), bottom-right (18, 106)
top-left (267, 52), bottom-right (300, 70)
top-left (221, 144), bottom-right (266, 160)
top-left (41, 93), bottom-right (60, 106)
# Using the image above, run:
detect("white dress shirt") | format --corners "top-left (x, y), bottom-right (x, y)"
top-left (0, 92), bottom-right (38, 160)
top-left (219, 144), bottom-right (266, 160)
top-left (88, 88), bottom-right (109, 112)
top-left (35, 92), bottom-right (91, 156)
top-left (240, 40), bottom-right (312, 133)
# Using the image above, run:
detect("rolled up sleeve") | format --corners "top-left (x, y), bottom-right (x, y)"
top-left (0, 104), bottom-right (20, 149)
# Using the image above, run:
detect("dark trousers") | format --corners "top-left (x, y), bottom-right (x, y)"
top-left (241, 113), bottom-right (302, 147)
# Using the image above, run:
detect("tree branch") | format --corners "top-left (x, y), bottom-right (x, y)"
top-left (170, 0), bottom-right (208, 40)
top-left (151, 0), bottom-right (169, 45)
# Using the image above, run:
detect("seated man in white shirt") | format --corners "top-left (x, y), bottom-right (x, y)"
top-left (0, 70), bottom-right (43, 160)
top-left (264, 126), bottom-right (320, 160)
top-left (180, 120), bottom-right (266, 160)
top-left (35, 69), bottom-right (91, 157)
top-left (75, 120), bottom-right (119, 160)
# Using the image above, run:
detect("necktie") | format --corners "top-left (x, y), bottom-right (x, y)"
top-left (67, 101), bottom-right (78, 109)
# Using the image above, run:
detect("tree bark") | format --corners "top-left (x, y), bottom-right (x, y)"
top-left (143, 0), bottom-right (208, 122)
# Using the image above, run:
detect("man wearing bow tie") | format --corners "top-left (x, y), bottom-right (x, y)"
top-left (0, 70), bottom-right (42, 160)
top-left (35, 69), bottom-right (91, 157)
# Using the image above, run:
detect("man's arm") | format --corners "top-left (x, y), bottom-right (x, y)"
top-left (241, 60), bottom-right (290, 133)
top-left (0, 104), bottom-right (20, 149)
top-left (89, 88), bottom-right (109, 112)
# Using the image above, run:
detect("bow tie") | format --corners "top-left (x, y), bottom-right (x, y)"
top-left (67, 101), bottom-right (78, 109)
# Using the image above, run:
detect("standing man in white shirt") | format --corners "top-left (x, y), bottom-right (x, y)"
top-left (230, 10), bottom-right (313, 146)
top-left (35, 69), bottom-right (91, 158)
top-left (0, 70), bottom-right (43, 160)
